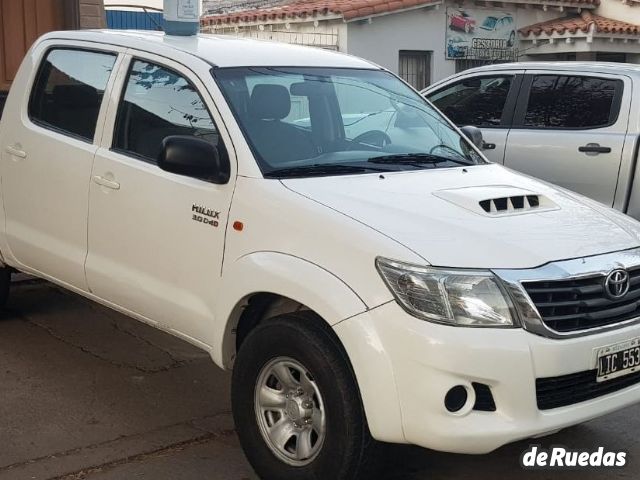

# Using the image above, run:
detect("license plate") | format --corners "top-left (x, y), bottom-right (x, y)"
top-left (595, 337), bottom-right (640, 382)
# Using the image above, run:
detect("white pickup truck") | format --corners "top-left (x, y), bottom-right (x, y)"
top-left (2, 30), bottom-right (640, 479)
top-left (423, 62), bottom-right (640, 220)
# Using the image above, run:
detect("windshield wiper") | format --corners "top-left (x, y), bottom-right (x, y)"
top-left (368, 153), bottom-right (472, 166)
top-left (264, 164), bottom-right (386, 179)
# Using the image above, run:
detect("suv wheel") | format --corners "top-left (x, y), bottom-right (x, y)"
top-left (0, 267), bottom-right (11, 308)
top-left (232, 311), bottom-right (375, 480)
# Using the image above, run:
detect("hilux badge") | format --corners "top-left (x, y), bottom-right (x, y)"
top-left (192, 204), bottom-right (220, 228)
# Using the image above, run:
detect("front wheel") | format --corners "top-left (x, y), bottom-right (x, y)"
top-left (232, 311), bottom-right (375, 480)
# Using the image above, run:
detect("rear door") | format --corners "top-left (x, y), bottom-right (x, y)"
top-left (0, 42), bottom-right (121, 289)
top-left (503, 72), bottom-right (630, 206)
top-left (85, 51), bottom-right (236, 344)
top-left (424, 70), bottom-right (523, 163)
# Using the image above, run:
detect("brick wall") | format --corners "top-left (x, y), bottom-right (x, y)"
top-left (78, 0), bottom-right (105, 28)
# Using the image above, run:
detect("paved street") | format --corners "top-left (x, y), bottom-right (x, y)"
top-left (1, 279), bottom-right (639, 480)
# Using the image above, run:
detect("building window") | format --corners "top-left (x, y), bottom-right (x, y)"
top-left (596, 52), bottom-right (626, 63)
top-left (399, 51), bottom-right (431, 90)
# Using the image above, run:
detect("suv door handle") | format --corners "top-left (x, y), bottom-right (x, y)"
top-left (482, 141), bottom-right (496, 150)
top-left (579, 144), bottom-right (611, 154)
top-left (92, 175), bottom-right (120, 190)
top-left (5, 145), bottom-right (26, 159)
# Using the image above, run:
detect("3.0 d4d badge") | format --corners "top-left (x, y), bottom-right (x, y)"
top-left (192, 204), bottom-right (220, 227)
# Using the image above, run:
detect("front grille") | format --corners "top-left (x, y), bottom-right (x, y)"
top-left (537, 369), bottom-right (640, 410)
top-left (522, 268), bottom-right (640, 332)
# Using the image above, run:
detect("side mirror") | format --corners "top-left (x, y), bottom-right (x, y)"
top-left (459, 125), bottom-right (484, 150)
top-left (158, 135), bottom-right (230, 184)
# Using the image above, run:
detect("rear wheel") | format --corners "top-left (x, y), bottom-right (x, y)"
top-left (0, 267), bottom-right (11, 308)
top-left (232, 311), bottom-right (375, 480)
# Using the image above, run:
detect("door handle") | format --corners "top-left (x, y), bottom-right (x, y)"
top-left (482, 141), bottom-right (496, 150)
top-left (5, 145), bottom-right (26, 159)
top-left (92, 175), bottom-right (120, 190)
top-left (579, 144), bottom-right (611, 154)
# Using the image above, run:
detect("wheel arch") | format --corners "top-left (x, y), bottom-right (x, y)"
top-left (212, 251), bottom-right (368, 369)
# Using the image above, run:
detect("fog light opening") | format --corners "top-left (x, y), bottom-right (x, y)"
top-left (445, 385), bottom-right (470, 413)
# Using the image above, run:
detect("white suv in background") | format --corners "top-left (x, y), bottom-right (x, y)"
top-left (1, 32), bottom-right (640, 480)
top-left (423, 62), bottom-right (640, 220)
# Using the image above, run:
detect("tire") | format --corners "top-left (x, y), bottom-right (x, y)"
top-left (232, 311), bottom-right (375, 480)
top-left (0, 267), bottom-right (11, 308)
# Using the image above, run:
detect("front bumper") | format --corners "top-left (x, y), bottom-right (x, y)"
top-left (334, 301), bottom-right (640, 454)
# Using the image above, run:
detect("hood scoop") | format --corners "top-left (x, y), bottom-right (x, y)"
top-left (433, 186), bottom-right (559, 217)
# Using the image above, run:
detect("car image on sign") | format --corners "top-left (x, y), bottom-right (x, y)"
top-left (449, 10), bottom-right (476, 33)
top-left (479, 14), bottom-right (516, 46)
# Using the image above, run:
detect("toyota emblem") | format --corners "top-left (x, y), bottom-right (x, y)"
top-left (604, 269), bottom-right (630, 300)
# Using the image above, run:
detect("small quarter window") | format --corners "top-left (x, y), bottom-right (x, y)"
top-left (113, 60), bottom-right (225, 163)
top-left (29, 49), bottom-right (116, 141)
top-left (523, 75), bottom-right (622, 129)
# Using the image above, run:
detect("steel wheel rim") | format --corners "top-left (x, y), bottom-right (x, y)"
top-left (254, 356), bottom-right (327, 466)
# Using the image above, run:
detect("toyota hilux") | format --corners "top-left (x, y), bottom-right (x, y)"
top-left (1, 30), bottom-right (640, 480)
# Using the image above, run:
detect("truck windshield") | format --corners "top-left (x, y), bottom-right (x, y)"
top-left (213, 67), bottom-right (484, 178)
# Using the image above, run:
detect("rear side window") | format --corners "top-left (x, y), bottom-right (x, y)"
top-left (113, 59), bottom-right (225, 163)
top-left (428, 75), bottom-right (513, 127)
top-left (28, 49), bottom-right (116, 141)
top-left (522, 75), bottom-right (622, 129)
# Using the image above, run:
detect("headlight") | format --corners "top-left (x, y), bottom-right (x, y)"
top-left (376, 257), bottom-right (515, 327)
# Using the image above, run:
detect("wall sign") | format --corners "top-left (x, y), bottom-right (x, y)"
top-left (446, 8), bottom-right (517, 60)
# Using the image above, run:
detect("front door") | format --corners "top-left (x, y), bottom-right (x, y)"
top-left (85, 53), bottom-right (235, 343)
top-left (425, 72), bottom-right (522, 164)
top-left (503, 72), bottom-right (630, 206)
top-left (0, 44), bottom-right (119, 289)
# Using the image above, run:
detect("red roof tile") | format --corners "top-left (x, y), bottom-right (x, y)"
top-left (202, 0), bottom-right (436, 25)
top-left (202, 0), bottom-right (597, 26)
top-left (520, 10), bottom-right (640, 36)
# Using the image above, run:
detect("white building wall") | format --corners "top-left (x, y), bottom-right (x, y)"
top-left (345, 3), bottom-right (578, 84)
top-left (346, 7), bottom-right (454, 83)
top-left (204, 19), bottom-right (345, 50)
top-left (597, 0), bottom-right (640, 24)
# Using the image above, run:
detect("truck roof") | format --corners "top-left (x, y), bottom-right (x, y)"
top-left (38, 29), bottom-right (379, 70)
top-left (460, 61), bottom-right (640, 75)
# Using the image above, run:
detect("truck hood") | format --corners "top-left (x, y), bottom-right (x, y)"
top-left (281, 164), bottom-right (640, 269)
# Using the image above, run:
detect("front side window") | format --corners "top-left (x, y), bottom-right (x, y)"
top-left (428, 75), bottom-right (513, 127)
top-left (29, 48), bottom-right (116, 141)
top-left (214, 67), bottom-right (483, 178)
top-left (522, 75), bottom-right (622, 129)
top-left (113, 60), bottom-right (225, 162)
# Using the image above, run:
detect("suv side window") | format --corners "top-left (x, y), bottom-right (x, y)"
top-left (28, 48), bottom-right (117, 141)
top-left (522, 75), bottom-right (622, 129)
top-left (427, 75), bottom-right (514, 127)
top-left (113, 59), bottom-right (226, 163)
